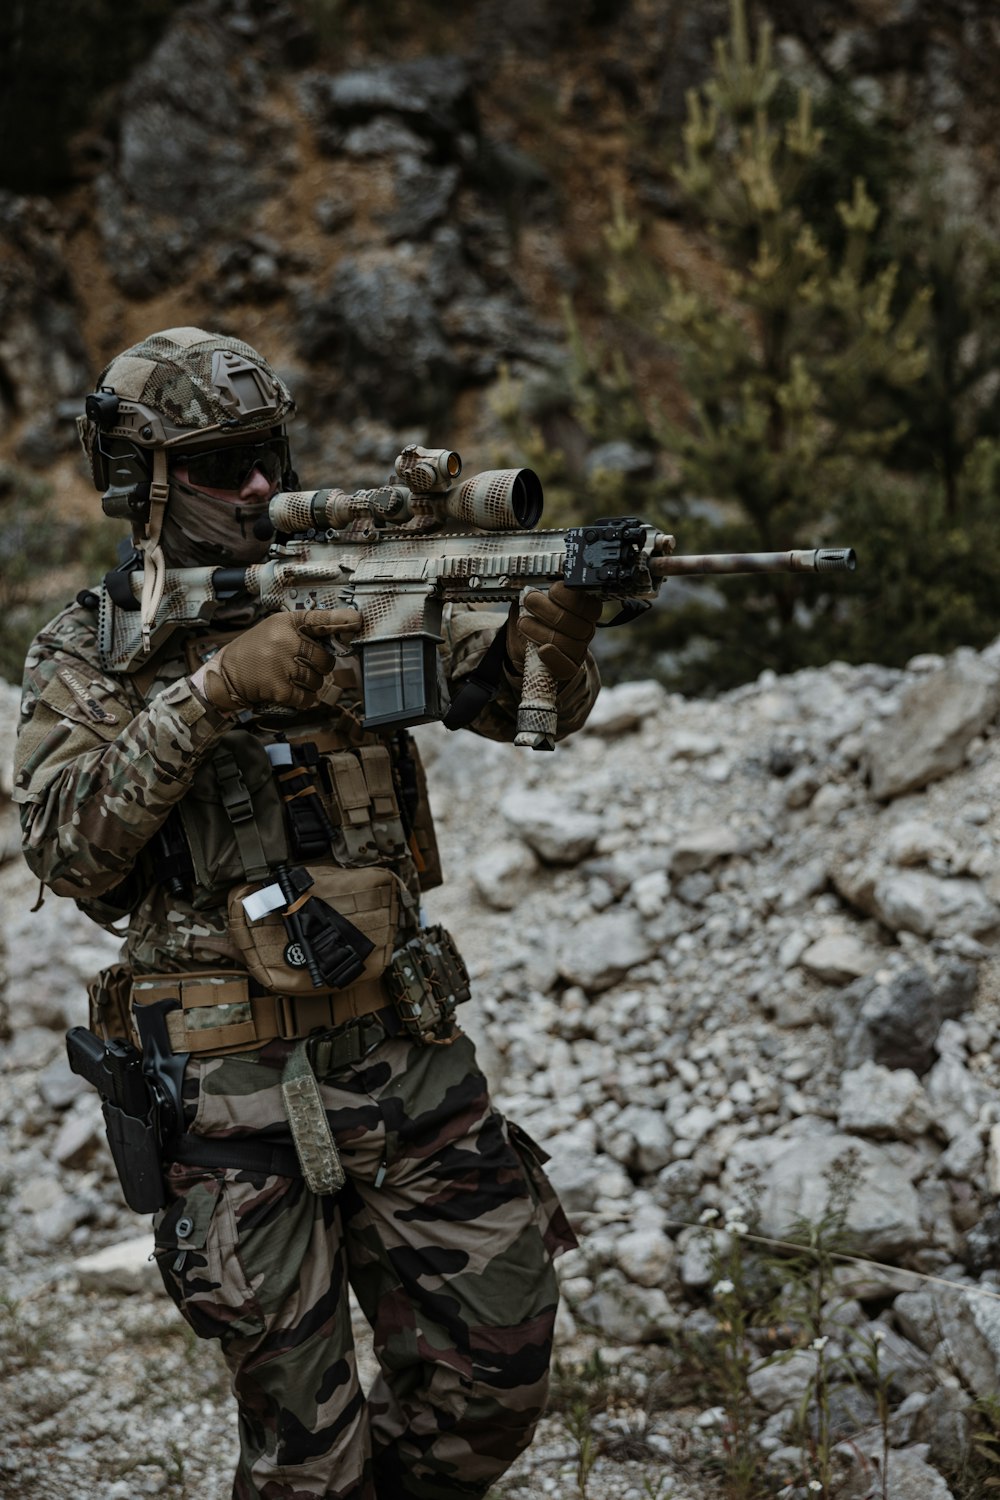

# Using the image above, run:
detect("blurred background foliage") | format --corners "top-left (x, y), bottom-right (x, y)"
top-left (497, 0), bottom-right (1000, 691)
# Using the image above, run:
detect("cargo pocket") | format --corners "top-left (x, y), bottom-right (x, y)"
top-left (152, 1169), bottom-right (265, 1345)
top-left (504, 1118), bottom-right (579, 1258)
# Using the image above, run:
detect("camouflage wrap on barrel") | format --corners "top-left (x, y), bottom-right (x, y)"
top-left (156, 1029), bottom-right (574, 1500)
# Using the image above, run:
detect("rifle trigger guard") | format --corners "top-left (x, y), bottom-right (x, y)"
top-left (598, 598), bottom-right (651, 628)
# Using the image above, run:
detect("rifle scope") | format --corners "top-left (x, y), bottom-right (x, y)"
top-left (443, 468), bottom-right (543, 531)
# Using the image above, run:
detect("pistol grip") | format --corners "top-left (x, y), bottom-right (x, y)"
top-left (514, 636), bottom-right (558, 752)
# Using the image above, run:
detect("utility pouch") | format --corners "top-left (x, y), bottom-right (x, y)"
top-left (102, 1100), bottom-right (166, 1214)
top-left (87, 962), bottom-right (134, 1041)
top-left (267, 741), bottom-right (336, 860)
top-left (228, 865), bottom-right (402, 996)
top-left (324, 749), bottom-right (380, 865)
top-left (358, 745), bottom-right (408, 862)
top-left (178, 731), bottom-right (289, 907)
top-left (385, 925), bottom-right (471, 1043)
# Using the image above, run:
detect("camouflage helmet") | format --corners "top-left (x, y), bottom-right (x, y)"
top-left (78, 328), bottom-right (295, 653)
top-left (77, 326), bottom-right (295, 493)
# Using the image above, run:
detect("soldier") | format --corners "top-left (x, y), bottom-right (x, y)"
top-left (13, 328), bottom-right (602, 1500)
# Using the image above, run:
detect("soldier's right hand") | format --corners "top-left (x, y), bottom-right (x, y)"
top-left (198, 609), bottom-right (362, 714)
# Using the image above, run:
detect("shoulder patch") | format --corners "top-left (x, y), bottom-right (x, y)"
top-left (55, 666), bottom-right (121, 726)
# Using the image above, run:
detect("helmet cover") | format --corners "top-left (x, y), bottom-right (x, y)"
top-left (77, 326), bottom-right (295, 491)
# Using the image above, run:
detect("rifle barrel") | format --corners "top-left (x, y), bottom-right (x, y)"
top-left (649, 547), bottom-right (856, 578)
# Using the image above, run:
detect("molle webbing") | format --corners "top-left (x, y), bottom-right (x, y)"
top-left (215, 746), bottom-right (271, 882)
top-left (131, 970), bottom-right (390, 1056)
top-left (327, 751), bottom-right (376, 861)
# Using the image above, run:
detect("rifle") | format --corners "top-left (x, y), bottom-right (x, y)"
top-left (97, 445), bottom-right (856, 751)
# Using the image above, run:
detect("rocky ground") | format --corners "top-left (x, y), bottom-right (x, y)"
top-left (4, 635), bottom-right (1000, 1498)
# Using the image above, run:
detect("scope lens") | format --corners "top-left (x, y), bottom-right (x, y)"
top-left (510, 469), bottom-right (543, 527)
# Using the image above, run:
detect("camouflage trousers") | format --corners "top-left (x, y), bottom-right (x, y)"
top-left (152, 1025), bottom-right (575, 1500)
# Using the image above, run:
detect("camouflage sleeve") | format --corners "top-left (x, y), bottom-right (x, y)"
top-left (13, 607), bottom-right (234, 900)
top-left (441, 603), bottom-right (601, 744)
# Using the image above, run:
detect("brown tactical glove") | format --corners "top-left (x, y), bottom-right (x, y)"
top-left (506, 581), bottom-right (603, 682)
top-left (199, 609), bottom-right (362, 714)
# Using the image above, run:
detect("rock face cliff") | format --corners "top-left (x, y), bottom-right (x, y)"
top-left (2, 0), bottom-right (999, 490)
top-left (3, 635), bottom-right (1000, 1497)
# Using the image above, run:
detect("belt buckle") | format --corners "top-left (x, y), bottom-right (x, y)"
top-left (308, 1011), bottom-right (387, 1079)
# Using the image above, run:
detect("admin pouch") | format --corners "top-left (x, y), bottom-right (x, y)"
top-left (177, 730), bottom-right (289, 905)
top-left (228, 864), bottom-right (403, 996)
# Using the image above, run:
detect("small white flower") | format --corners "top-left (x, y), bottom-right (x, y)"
top-left (808, 1482), bottom-right (823, 1493)
top-left (726, 1218), bottom-right (749, 1235)
top-left (872, 1327), bottom-right (886, 1343)
top-left (810, 1336), bottom-right (829, 1351)
top-left (699, 1207), bottom-right (720, 1223)
top-left (713, 1278), bottom-right (735, 1296)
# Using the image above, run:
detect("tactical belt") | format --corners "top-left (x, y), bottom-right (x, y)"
top-left (132, 970), bottom-right (391, 1056)
top-left (130, 922), bottom-right (470, 1057)
top-left (166, 1134), bottom-right (304, 1178)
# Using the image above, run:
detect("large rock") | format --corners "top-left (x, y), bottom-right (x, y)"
top-left (581, 679), bottom-right (667, 736)
top-left (603, 1104), bottom-right (674, 1173)
top-left (75, 1238), bottom-right (160, 1296)
top-left (557, 909), bottom-right (656, 993)
top-left (0, 193), bottom-right (88, 448)
top-left (298, 249), bottom-right (458, 425)
top-left (924, 1053), bottom-right (991, 1142)
top-left (831, 961), bottom-right (977, 1075)
top-left (544, 1148), bottom-right (632, 1217)
top-left (301, 57), bottom-right (476, 144)
top-left (747, 1349), bottom-right (818, 1413)
top-left (800, 934), bottom-right (881, 984)
top-left (726, 1128), bottom-right (924, 1258)
top-left (893, 1290), bottom-right (942, 1354)
top-left (932, 1284), bottom-right (1000, 1401)
top-left (838, 1062), bottom-right (931, 1140)
top-left (95, 14), bottom-right (277, 295)
top-left (471, 838), bottom-right (539, 910)
top-left (833, 1440), bottom-right (957, 1500)
top-left (500, 789), bottom-right (602, 865)
top-left (669, 824), bottom-right (766, 877)
top-left (614, 1226), bottom-right (676, 1288)
top-left (577, 1268), bottom-right (679, 1342)
top-left (871, 871), bottom-right (1000, 941)
top-left (865, 652), bottom-right (1000, 800)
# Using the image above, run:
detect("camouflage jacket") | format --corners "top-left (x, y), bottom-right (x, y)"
top-left (13, 598), bottom-right (599, 976)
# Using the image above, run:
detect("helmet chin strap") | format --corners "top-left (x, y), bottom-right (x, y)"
top-left (139, 447), bottom-right (170, 653)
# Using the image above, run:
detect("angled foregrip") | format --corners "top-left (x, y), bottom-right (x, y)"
top-left (514, 636), bottom-right (559, 752)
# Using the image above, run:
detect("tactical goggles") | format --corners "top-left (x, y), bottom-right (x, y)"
top-left (169, 437), bottom-right (290, 491)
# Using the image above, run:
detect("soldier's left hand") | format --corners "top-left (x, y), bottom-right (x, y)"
top-left (507, 581), bottom-right (602, 682)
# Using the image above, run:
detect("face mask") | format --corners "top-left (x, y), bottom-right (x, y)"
top-left (160, 476), bottom-right (273, 567)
